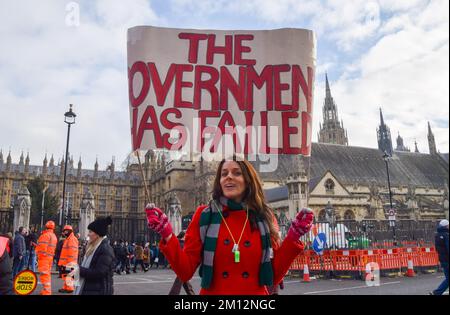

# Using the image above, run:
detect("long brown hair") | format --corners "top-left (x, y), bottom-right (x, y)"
top-left (212, 156), bottom-right (280, 244)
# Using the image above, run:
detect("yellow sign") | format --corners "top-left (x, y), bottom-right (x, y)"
top-left (14, 270), bottom-right (38, 295)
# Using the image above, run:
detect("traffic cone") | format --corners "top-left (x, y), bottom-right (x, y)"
top-left (405, 256), bottom-right (415, 277)
top-left (302, 264), bottom-right (311, 282)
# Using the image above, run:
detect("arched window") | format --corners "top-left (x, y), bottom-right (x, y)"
top-left (325, 179), bottom-right (335, 193)
top-left (344, 210), bottom-right (355, 220)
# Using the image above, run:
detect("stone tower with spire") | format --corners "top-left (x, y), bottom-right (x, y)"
top-left (318, 74), bottom-right (348, 146)
top-left (428, 122), bottom-right (438, 155)
top-left (377, 108), bottom-right (393, 156)
top-left (414, 140), bottom-right (420, 153)
top-left (395, 132), bottom-right (410, 152)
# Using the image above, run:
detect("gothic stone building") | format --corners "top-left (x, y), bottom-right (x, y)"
top-left (0, 153), bottom-right (145, 221)
top-left (263, 76), bottom-right (449, 225)
top-left (261, 144), bottom-right (449, 225)
top-left (1, 77), bottom-right (448, 231)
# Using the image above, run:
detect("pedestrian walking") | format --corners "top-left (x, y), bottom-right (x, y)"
top-left (55, 233), bottom-right (66, 278)
top-left (430, 219), bottom-right (449, 295)
top-left (0, 234), bottom-right (13, 295)
top-left (24, 227), bottom-right (38, 272)
top-left (36, 221), bottom-right (57, 295)
top-left (150, 244), bottom-right (159, 268)
top-left (74, 216), bottom-right (115, 295)
top-left (113, 241), bottom-right (121, 273)
top-left (57, 225), bottom-right (79, 293)
top-left (145, 156), bottom-right (314, 295)
top-left (117, 240), bottom-right (130, 274)
top-left (143, 243), bottom-right (151, 270)
top-left (158, 248), bottom-right (169, 269)
top-left (133, 243), bottom-right (148, 273)
top-left (12, 226), bottom-right (26, 278)
top-left (127, 242), bottom-right (135, 268)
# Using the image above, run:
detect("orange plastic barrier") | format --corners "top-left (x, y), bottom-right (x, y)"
top-left (378, 248), bottom-right (402, 271)
top-left (308, 250), bottom-right (334, 271)
top-left (419, 247), bottom-right (439, 267)
top-left (360, 249), bottom-right (381, 269)
top-left (290, 255), bottom-right (305, 271)
top-left (399, 247), bottom-right (421, 269)
top-left (332, 250), bottom-right (362, 272)
top-left (289, 246), bottom-right (440, 278)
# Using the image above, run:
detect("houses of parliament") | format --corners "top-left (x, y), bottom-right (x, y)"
top-left (1, 75), bottom-right (448, 228)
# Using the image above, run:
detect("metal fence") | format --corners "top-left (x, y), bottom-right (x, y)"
top-left (1, 210), bottom-right (439, 249)
top-left (299, 220), bottom-right (439, 250)
top-left (108, 217), bottom-right (151, 244)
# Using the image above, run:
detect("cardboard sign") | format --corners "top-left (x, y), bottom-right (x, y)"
top-left (127, 26), bottom-right (316, 158)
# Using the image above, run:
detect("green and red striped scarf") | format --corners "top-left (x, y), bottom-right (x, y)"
top-left (199, 197), bottom-right (274, 289)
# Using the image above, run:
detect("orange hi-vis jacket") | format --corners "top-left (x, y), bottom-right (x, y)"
top-left (0, 236), bottom-right (10, 257)
top-left (58, 232), bottom-right (79, 267)
top-left (36, 229), bottom-right (57, 259)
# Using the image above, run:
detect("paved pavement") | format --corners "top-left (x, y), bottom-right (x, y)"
top-left (29, 267), bottom-right (448, 295)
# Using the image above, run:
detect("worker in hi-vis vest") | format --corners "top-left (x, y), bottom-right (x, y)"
top-left (57, 225), bottom-right (79, 293)
top-left (36, 221), bottom-right (57, 295)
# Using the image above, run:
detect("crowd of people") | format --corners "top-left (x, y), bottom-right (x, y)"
top-left (0, 220), bottom-right (172, 295)
top-left (0, 217), bottom-right (115, 295)
top-left (112, 239), bottom-right (170, 275)
top-left (0, 157), bottom-right (448, 296)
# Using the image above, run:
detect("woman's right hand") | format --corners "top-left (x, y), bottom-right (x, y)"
top-left (145, 204), bottom-right (173, 242)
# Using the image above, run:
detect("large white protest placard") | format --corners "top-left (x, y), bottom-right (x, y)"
top-left (127, 26), bottom-right (316, 159)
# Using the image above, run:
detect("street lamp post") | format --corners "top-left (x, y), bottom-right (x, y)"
top-left (40, 185), bottom-right (48, 232)
top-left (60, 104), bottom-right (76, 227)
top-left (383, 151), bottom-right (396, 243)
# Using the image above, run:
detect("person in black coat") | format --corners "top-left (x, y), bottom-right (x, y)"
top-left (55, 234), bottom-right (66, 278)
top-left (430, 219), bottom-right (449, 295)
top-left (73, 217), bottom-right (115, 295)
top-left (12, 227), bottom-right (26, 278)
top-left (115, 240), bottom-right (130, 275)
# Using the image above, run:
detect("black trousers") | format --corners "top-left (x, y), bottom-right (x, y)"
top-left (133, 259), bottom-right (146, 272)
top-left (119, 257), bottom-right (130, 272)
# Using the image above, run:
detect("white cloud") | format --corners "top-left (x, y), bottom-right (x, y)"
top-left (313, 0), bottom-right (449, 153)
top-left (0, 0), bottom-right (448, 171)
top-left (0, 0), bottom-right (162, 169)
top-left (378, 0), bottom-right (429, 12)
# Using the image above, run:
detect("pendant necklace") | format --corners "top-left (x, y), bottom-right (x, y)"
top-left (218, 205), bottom-right (249, 263)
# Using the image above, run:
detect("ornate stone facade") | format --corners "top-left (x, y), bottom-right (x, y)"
top-left (318, 74), bottom-right (348, 146)
top-left (0, 153), bottom-right (144, 221)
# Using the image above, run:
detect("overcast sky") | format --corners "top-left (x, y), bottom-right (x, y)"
top-left (0, 0), bottom-right (448, 171)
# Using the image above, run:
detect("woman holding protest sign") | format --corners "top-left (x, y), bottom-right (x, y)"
top-left (145, 156), bottom-right (313, 295)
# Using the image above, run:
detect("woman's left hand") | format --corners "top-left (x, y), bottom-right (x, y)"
top-left (286, 208), bottom-right (314, 241)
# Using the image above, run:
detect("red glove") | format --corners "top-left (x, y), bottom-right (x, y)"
top-left (286, 208), bottom-right (314, 242)
top-left (145, 204), bottom-right (173, 239)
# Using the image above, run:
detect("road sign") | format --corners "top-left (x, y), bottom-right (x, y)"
top-left (313, 232), bottom-right (327, 255)
top-left (389, 218), bottom-right (396, 227)
top-left (13, 270), bottom-right (37, 295)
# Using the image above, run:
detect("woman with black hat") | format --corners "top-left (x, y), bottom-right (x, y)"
top-left (73, 216), bottom-right (115, 295)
